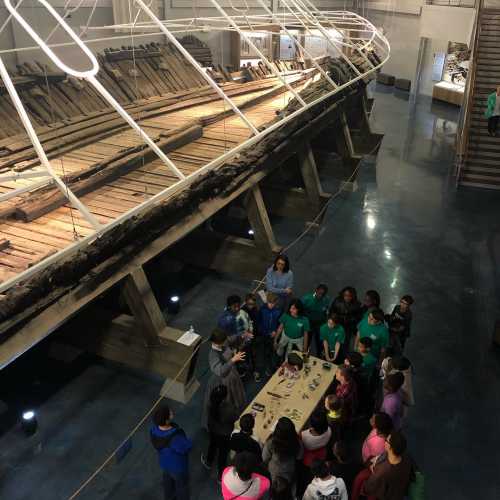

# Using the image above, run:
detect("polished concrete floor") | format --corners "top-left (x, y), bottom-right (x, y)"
top-left (1, 85), bottom-right (500, 500)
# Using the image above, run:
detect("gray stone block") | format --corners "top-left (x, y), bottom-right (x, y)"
top-left (395, 78), bottom-right (411, 91)
top-left (377, 73), bottom-right (395, 85)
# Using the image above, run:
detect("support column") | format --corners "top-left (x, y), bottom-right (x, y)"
top-left (297, 141), bottom-right (326, 213)
top-left (121, 266), bottom-right (166, 346)
top-left (339, 112), bottom-right (360, 159)
top-left (245, 184), bottom-right (279, 255)
top-left (345, 95), bottom-right (384, 156)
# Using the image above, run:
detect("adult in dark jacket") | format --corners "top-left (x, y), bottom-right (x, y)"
top-left (202, 328), bottom-right (246, 429)
top-left (150, 404), bottom-right (192, 500)
top-left (330, 286), bottom-right (362, 347)
top-left (201, 384), bottom-right (239, 479)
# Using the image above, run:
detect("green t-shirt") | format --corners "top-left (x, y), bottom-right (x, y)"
top-left (279, 313), bottom-right (310, 339)
top-left (361, 351), bottom-right (377, 379)
top-left (358, 320), bottom-right (389, 358)
top-left (320, 323), bottom-right (345, 351)
top-left (301, 292), bottom-right (331, 324)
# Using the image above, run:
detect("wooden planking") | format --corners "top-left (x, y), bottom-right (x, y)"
top-left (0, 79), bottom-right (312, 282)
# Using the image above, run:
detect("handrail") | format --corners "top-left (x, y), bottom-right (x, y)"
top-left (455, 0), bottom-right (483, 185)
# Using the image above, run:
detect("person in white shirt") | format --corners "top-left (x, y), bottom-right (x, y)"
top-left (303, 459), bottom-right (348, 500)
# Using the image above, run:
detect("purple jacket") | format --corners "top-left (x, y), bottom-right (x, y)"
top-left (381, 390), bottom-right (403, 430)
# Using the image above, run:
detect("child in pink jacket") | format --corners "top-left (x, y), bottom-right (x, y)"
top-left (221, 451), bottom-right (270, 500)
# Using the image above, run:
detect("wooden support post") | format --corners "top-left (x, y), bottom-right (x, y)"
top-left (297, 141), bottom-right (327, 213)
top-left (340, 112), bottom-right (360, 159)
top-left (245, 184), bottom-right (279, 255)
top-left (121, 266), bottom-right (166, 346)
top-left (345, 93), bottom-right (384, 156)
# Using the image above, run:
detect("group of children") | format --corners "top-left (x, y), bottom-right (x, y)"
top-left (151, 254), bottom-right (421, 500)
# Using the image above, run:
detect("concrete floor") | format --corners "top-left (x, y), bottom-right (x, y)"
top-left (1, 85), bottom-right (500, 499)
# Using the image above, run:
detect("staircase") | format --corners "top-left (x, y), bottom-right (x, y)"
top-left (459, 8), bottom-right (500, 189)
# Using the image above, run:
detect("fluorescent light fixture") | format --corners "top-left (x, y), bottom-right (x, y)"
top-left (248, 229), bottom-right (255, 235)
top-left (170, 295), bottom-right (180, 303)
top-left (22, 410), bottom-right (35, 420)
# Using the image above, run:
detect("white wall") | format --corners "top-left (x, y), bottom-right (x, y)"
top-left (367, 10), bottom-right (421, 82)
top-left (420, 5), bottom-right (474, 44)
top-left (365, 2), bottom-right (474, 96)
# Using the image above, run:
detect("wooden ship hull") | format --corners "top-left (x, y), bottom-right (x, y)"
top-left (0, 11), bottom-right (388, 385)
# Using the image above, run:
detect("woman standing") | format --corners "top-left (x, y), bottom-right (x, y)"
top-left (485, 86), bottom-right (500, 136)
top-left (330, 286), bottom-right (362, 347)
top-left (202, 328), bottom-right (246, 429)
top-left (202, 385), bottom-right (239, 479)
top-left (274, 299), bottom-right (310, 358)
top-left (262, 417), bottom-right (303, 484)
top-left (265, 254), bottom-right (294, 309)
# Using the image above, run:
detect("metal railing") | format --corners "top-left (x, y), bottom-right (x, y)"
top-left (455, 0), bottom-right (483, 185)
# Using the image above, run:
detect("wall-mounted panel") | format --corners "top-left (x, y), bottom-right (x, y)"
top-left (367, 0), bottom-right (424, 15)
top-left (171, 0), bottom-right (271, 7)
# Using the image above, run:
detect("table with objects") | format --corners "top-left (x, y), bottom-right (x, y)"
top-left (240, 354), bottom-right (338, 444)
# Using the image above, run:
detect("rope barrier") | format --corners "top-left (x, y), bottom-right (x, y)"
top-left (68, 337), bottom-right (208, 499)
top-left (252, 137), bottom-right (383, 294)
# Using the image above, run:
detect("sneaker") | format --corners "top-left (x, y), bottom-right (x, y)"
top-left (200, 454), bottom-right (211, 470)
top-left (254, 371), bottom-right (261, 382)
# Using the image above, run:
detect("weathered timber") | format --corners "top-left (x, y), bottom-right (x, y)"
top-left (16, 124), bottom-right (203, 221)
top-left (0, 80), bottom-right (280, 170)
top-left (0, 79), bottom-right (366, 335)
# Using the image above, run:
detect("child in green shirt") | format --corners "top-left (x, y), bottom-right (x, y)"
top-left (358, 336), bottom-right (377, 381)
top-left (320, 313), bottom-right (346, 363)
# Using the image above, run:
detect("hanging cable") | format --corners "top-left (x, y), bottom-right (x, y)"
top-left (36, 4), bottom-right (81, 240)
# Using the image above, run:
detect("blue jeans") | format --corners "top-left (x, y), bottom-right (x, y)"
top-left (163, 470), bottom-right (189, 500)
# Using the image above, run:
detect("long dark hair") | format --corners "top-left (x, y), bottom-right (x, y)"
top-left (209, 385), bottom-right (227, 421)
top-left (272, 254), bottom-right (290, 273)
top-left (338, 286), bottom-right (358, 303)
top-left (270, 476), bottom-right (294, 500)
top-left (271, 417), bottom-right (300, 458)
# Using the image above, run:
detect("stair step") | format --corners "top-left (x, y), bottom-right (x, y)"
top-left (478, 48), bottom-right (500, 54)
top-left (466, 156), bottom-right (500, 166)
top-left (463, 165), bottom-right (500, 175)
top-left (459, 180), bottom-right (500, 189)
top-left (475, 77), bottom-right (500, 83)
top-left (460, 173), bottom-right (500, 184)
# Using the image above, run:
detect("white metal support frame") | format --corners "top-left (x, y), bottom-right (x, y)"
top-left (0, 1), bottom-right (390, 295)
top-left (0, 56), bottom-right (103, 230)
top-left (133, 0), bottom-right (260, 136)
top-left (283, 0), bottom-right (362, 77)
top-left (207, 0), bottom-right (308, 107)
top-left (298, 0), bottom-right (376, 70)
top-left (255, 0), bottom-right (338, 91)
top-left (3, 0), bottom-right (186, 181)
